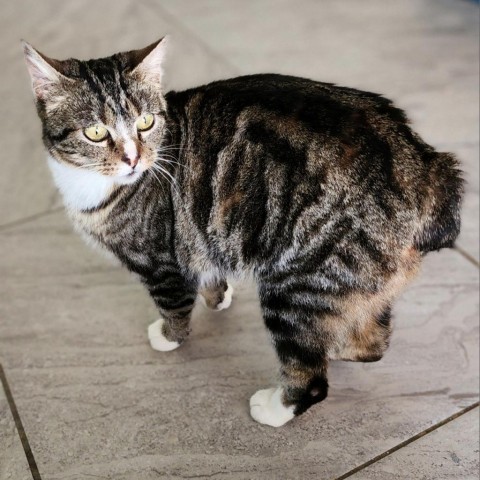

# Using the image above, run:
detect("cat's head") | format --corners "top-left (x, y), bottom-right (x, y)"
top-left (23, 38), bottom-right (168, 185)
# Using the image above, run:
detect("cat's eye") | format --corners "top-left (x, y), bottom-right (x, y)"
top-left (136, 113), bottom-right (155, 132)
top-left (84, 124), bottom-right (109, 142)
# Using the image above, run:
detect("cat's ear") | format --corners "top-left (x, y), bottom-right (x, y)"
top-left (22, 41), bottom-right (66, 100)
top-left (127, 37), bottom-right (169, 83)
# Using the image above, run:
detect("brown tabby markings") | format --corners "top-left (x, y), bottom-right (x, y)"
top-left (326, 246), bottom-right (421, 362)
top-left (24, 39), bottom-right (464, 426)
top-left (214, 191), bottom-right (245, 230)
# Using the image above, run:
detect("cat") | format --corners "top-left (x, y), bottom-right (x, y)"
top-left (23, 37), bottom-right (463, 427)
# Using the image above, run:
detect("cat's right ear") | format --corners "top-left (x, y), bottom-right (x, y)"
top-left (22, 41), bottom-right (65, 100)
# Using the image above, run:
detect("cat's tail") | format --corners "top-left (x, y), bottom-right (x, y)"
top-left (414, 151), bottom-right (464, 253)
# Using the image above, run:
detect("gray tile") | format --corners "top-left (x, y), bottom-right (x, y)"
top-left (351, 407), bottom-right (480, 480)
top-left (0, 212), bottom-right (478, 478)
top-left (158, 0), bottom-right (479, 96)
top-left (0, 0), bottom-right (234, 227)
top-left (0, 379), bottom-right (32, 480)
top-left (449, 142), bottom-right (478, 263)
top-left (457, 190), bottom-right (480, 263)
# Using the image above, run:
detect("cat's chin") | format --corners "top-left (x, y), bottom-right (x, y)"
top-left (114, 170), bottom-right (144, 185)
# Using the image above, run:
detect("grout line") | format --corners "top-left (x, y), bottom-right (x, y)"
top-left (454, 245), bottom-right (480, 268)
top-left (0, 364), bottom-right (42, 480)
top-left (334, 402), bottom-right (480, 480)
top-left (0, 207), bottom-right (63, 233)
top-left (143, 0), bottom-right (241, 75)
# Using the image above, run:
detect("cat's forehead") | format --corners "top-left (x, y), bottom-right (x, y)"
top-left (58, 54), bottom-right (119, 83)
top-left (73, 57), bottom-right (136, 99)
top-left (64, 55), bottom-right (163, 121)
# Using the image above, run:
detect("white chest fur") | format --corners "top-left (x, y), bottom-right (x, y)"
top-left (48, 156), bottom-right (115, 211)
top-left (48, 157), bottom-right (120, 262)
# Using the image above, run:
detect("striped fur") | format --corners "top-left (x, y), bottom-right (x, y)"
top-left (24, 41), bottom-right (464, 425)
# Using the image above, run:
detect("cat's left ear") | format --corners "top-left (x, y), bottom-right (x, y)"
top-left (22, 41), bottom-right (68, 101)
top-left (127, 37), bottom-right (169, 83)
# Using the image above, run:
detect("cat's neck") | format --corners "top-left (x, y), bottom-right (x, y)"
top-left (48, 156), bottom-right (116, 211)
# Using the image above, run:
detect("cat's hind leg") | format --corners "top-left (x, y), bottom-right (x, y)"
top-left (324, 247), bottom-right (420, 362)
top-left (198, 278), bottom-right (234, 311)
top-left (251, 247), bottom-right (420, 426)
top-left (250, 276), bottom-right (331, 427)
top-left (249, 291), bottom-right (391, 427)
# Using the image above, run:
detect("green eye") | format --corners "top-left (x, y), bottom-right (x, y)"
top-left (136, 113), bottom-right (155, 132)
top-left (84, 124), bottom-right (109, 142)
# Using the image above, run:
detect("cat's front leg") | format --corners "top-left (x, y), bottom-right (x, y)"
top-left (198, 278), bottom-right (234, 311)
top-left (142, 271), bottom-right (198, 352)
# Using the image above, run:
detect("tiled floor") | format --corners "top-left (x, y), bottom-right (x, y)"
top-left (1, 0), bottom-right (478, 479)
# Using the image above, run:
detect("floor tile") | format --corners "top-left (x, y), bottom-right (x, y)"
top-left (0, 212), bottom-right (478, 478)
top-left (458, 190), bottom-right (480, 263)
top-left (158, 0), bottom-right (478, 98)
top-left (0, 376), bottom-right (32, 480)
top-left (0, 0), bottom-right (234, 227)
top-left (351, 407), bottom-right (480, 480)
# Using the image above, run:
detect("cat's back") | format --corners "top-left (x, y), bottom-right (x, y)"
top-left (167, 74), bottom-right (462, 262)
top-left (166, 73), bottom-right (435, 181)
top-left (167, 73), bottom-right (406, 131)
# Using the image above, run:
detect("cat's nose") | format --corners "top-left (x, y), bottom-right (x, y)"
top-left (121, 153), bottom-right (140, 168)
top-left (122, 139), bottom-right (140, 168)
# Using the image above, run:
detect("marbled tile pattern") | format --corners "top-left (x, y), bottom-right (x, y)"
top-left (351, 408), bottom-right (480, 480)
top-left (0, 0), bottom-right (478, 479)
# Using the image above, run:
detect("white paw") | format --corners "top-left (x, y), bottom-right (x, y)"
top-left (249, 387), bottom-right (295, 427)
top-left (216, 283), bottom-right (234, 311)
top-left (148, 318), bottom-right (180, 352)
top-left (199, 283), bottom-right (234, 311)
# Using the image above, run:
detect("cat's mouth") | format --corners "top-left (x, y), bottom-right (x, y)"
top-left (124, 170), bottom-right (141, 181)
top-left (115, 167), bottom-right (144, 185)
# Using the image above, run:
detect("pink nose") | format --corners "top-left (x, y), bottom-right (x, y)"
top-left (121, 153), bottom-right (140, 168)
top-left (130, 156), bottom-right (139, 168)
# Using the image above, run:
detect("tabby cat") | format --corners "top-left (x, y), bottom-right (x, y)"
top-left (23, 38), bottom-right (463, 427)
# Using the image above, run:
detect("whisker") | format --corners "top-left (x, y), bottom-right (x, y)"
top-left (151, 167), bottom-right (176, 196)
top-left (159, 148), bottom-right (182, 152)
top-left (156, 153), bottom-right (179, 161)
top-left (157, 148), bottom-right (182, 155)
top-left (149, 168), bottom-right (167, 197)
top-left (154, 156), bottom-right (191, 174)
top-left (78, 162), bottom-right (104, 169)
top-left (151, 164), bottom-right (180, 196)
top-left (158, 141), bottom-right (182, 149)
top-left (156, 157), bottom-right (187, 169)
top-left (163, 127), bottom-right (177, 144)
top-left (160, 168), bottom-right (180, 194)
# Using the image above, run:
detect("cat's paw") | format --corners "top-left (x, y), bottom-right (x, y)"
top-left (148, 318), bottom-right (181, 352)
top-left (249, 387), bottom-right (295, 427)
top-left (216, 283), bottom-right (234, 310)
top-left (199, 283), bottom-right (234, 311)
